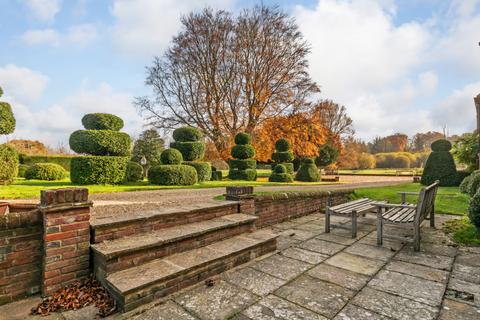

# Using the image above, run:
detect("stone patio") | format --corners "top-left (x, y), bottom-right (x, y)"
top-left (2, 212), bottom-right (479, 320)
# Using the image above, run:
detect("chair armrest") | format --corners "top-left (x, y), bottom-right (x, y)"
top-left (373, 202), bottom-right (417, 209)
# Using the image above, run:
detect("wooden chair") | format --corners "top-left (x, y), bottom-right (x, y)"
top-left (375, 181), bottom-right (439, 251)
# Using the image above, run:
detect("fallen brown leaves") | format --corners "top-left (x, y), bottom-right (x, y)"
top-left (31, 278), bottom-right (116, 318)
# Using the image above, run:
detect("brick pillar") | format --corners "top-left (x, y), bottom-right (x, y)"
top-left (39, 188), bottom-right (92, 296)
top-left (238, 196), bottom-right (255, 215)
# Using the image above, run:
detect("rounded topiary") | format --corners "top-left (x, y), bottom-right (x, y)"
top-left (271, 162), bottom-right (294, 175)
top-left (81, 113), bottom-right (124, 131)
top-left (421, 139), bottom-right (458, 186)
top-left (170, 141), bottom-right (205, 161)
top-left (70, 156), bottom-right (129, 184)
top-left (125, 161), bottom-right (144, 182)
top-left (468, 173), bottom-right (480, 197)
top-left (235, 132), bottom-right (252, 145)
top-left (229, 132), bottom-right (257, 181)
top-left (25, 163), bottom-right (67, 181)
top-left (275, 138), bottom-right (290, 152)
top-left (0, 144), bottom-right (19, 184)
top-left (468, 190), bottom-right (480, 231)
top-left (69, 130), bottom-right (131, 156)
top-left (273, 164), bottom-right (287, 174)
top-left (459, 175), bottom-right (472, 194)
top-left (148, 165), bottom-right (197, 185)
top-left (161, 148), bottom-right (183, 165)
top-left (228, 169), bottom-right (257, 181)
top-left (229, 159), bottom-right (256, 170)
top-left (172, 126), bottom-right (203, 142)
top-left (269, 164), bottom-right (293, 182)
top-left (231, 145), bottom-right (256, 159)
top-left (295, 157), bottom-right (320, 182)
top-left (17, 164), bottom-right (29, 178)
top-left (0, 102), bottom-right (15, 135)
top-left (183, 161), bottom-right (212, 182)
top-left (272, 151), bottom-right (294, 163)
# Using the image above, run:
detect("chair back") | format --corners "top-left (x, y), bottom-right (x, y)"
top-left (415, 181), bottom-right (439, 223)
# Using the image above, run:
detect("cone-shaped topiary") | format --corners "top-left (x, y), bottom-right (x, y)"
top-left (0, 87), bottom-right (18, 184)
top-left (229, 132), bottom-right (257, 181)
top-left (69, 113), bottom-right (131, 184)
top-left (421, 139), bottom-right (459, 186)
top-left (269, 164), bottom-right (293, 182)
top-left (270, 138), bottom-right (294, 176)
top-left (295, 158), bottom-right (321, 182)
top-left (170, 126), bottom-right (211, 181)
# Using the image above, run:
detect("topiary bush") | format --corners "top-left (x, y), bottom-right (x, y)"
top-left (275, 138), bottom-right (290, 152)
top-left (183, 161), bottom-right (212, 182)
top-left (421, 139), bottom-right (459, 186)
top-left (0, 102), bottom-right (15, 135)
top-left (25, 163), bottom-right (67, 181)
top-left (316, 143), bottom-right (339, 167)
top-left (125, 161), bottom-right (143, 182)
top-left (468, 190), bottom-right (480, 231)
top-left (17, 164), bottom-right (29, 178)
top-left (170, 141), bottom-right (205, 161)
top-left (270, 138), bottom-right (294, 181)
top-left (161, 148), bottom-right (183, 165)
top-left (295, 157), bottom-right (320, 182)
top-left (272, 151), bottom-right (294, 163)
top-left (271, 162), bottom-right (294, 175)
top-left (459, 175), bottom-right (472, 194)
top-left (172, 126), bottom-right (204, 142)
top-left (235, 132), bottom-right (252, 145)
top-left (70, 156), bottom-right (129, 184)
top-left (211, 168), bottom-right (222, 181)
top-left (0, 144), bottom-right (19, 184)
top-left (229, 159), bottom-right (256, 170)
top-left (229, 132), bottom-right (257, 181)
top-left (69, 130), bottom-right (131, 156)
top-left (231, 145), bottom-right (256, 159)
top-left (269, 164), bottom-right (293, 182)
top-left (81, 113), bottom-right (124, 131)
top-left (228, 168), bottom-right (257, 181)
top-left (468, 173), bottom-right (480, 197)
top-left (148, 165), bottom-right (197, 185)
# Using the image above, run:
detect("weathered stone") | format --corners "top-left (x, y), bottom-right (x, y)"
top-left (333, 304), bottom-right (388, 320)
top-left (175, 280), bottom-right (258, 320)
top-left (294, 223), bottom-right (325, 232)
top-left (308, 263), bottom-right (369, 291)
top-left (357, 233), bottom-right (405, 251)
top-left (456, 252), bottom-right (480, 268)
top-left (326, 252), bottom-right (385, 276)
top-left (281, 247), bottom-right (328, 265)
top-left (344, 243), bottom-right (395, 261)
top-left (241, 295), bottom-right (327, 320)
top-left (298, 238), bottom-right (346, 256)
top-left (438, 298), bottom-right (480, 320)
top-left (404, 242), bottom-right (457, 257)
top-left (63, 305), bottom-right (99, 320)
top-left (352, 287), bottom-right (438, 320)
top-left (452, 263), bottom-right (480, 284)
top-left (315, 233), bottom-right (357, 246)
top-left (385, 260), bottom-right (448, 283)
top-left (275, 275), bottom-right (354, 318)
top-left (129, 301), bottom-right (197, 320)
top-left (394, 249), bottom-right (454, 271)
top-left (447, 277), bottom-right (480, 306)
top-left (280, 229), bottom-right (318, 241)
top-left (223, 267), bottom-right (286, 296)
top-left (276, 236), bottom-right (301, 251)
top-left (369, 270), bottom-right (445, 306)
top-left (251, 254), bottom-right (310, 280)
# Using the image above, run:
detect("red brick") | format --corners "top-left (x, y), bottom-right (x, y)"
top-left (60, 222), bottom-right (90, 232)
top-left (45, 231), bottom-right (77, 241)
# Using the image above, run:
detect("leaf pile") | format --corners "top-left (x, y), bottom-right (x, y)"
top-left (31, 278), bottom-right (116, 317)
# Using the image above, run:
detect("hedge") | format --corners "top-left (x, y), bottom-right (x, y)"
top-left (228, 169), bottom-right (257, 181)
top-left (172, 126), bottom-right (203, 142)
top-left (183, 161), bottom-right (212, 182)
top-left (70, 156), bottom-right (129, 184)
top-left (17, 164), bottom-right (29, 178)
top-left (69, 130), bottom-right (131, 156)
top-left (272, 151), bottom-right (294, 163)
top-left (81, 113), bottom-right (124, 131)
top-left (125, 161), bottom-right (143, 182)
top-left (229, 159), bottom-right (257, 170)
top-left (231, 145), bottom-right (256, 159)
top-left (0, 144), bottom-right (19, 184)
top-left (235, 132), bottom-right (252, 145)
top-left (421, 140), bottom-right (458, 186)
top-left (19, 155), bottom-right (73, 170)
top-left (0, 102), bottom-right (15, 135)
top-left (161, 148), bottom-right (183, 165)
top-left (170, 141), bottom-right (205, 161)
top-left (25, 163), bottom-right (67, 181)
top-left (460, 175), bottom-right (472, 194)
top-left (468, 173), bottom-right (480, 197)
top-left (211, 170), bottom-right (222, 181)
top-left (271, 162), bottom-right (294, 175)
top-left (295, 158), bottom-right (320, 182)
top-left (469, 190), bottom-right (480, 230)
top-left (148, 165), bottom-right (197, 185)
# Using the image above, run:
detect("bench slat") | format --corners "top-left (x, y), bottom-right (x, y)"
top-left (329, 198), bottom-right (370, 211)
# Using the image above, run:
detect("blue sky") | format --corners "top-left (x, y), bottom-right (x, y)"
top-left (0, 0), bottom-right (479, 148)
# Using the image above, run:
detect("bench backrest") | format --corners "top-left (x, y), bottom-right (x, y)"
top-left (415, 181), bottom-right (439, 223)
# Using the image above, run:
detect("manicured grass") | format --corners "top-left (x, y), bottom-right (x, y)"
top-left (443, 218), bottom-right (480, 246)
top-left (352, 183), bottom-right (469, 215)
top-left (339, 168), bottom-right (422, 176)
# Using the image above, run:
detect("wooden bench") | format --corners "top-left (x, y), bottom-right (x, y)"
top-left (325, 198), bottom-right (385, 238)
top-left (375, 181), bottom-right (439, 251)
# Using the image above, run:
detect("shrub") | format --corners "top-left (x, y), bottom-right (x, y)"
top-left (295, 158), bottom-right (320, 182)
top-left (184, 161), bottom-right (212, 182)
top-left (316, 144), bottom-right (339, 167)
top-left (81, 113), bottom-right (124, 131)
top-left (229, 132), bottom-right (256, 180)
top-left (272, 151), bottom-right (294, 163)
top-left (275, 139), bottom-right (290, 152)
top-left (125, 161), bottom-right (143, 182)
top-left (228, 169), bottom-right (257, 181)
top-left (269, 173), bottom-right (293, 182)
top-left (452, 132), bottom-right (479, 172)
top-left (172, 126), bottom-right (203, 142)
top-left (460, 175), bottom-right (472, 194)
top-left (148, 165), bottom-right (197, 185)
top-left (421, 139), bottom-right (459, 186)
top-left (160, 148), bottom-right (183, 165)
top-left (69, 130), bottom-right (131, 156)
top-left (235, 132), bottom-right (252, 145)
top-left (0, 144), bottom-right (19, 184)
top-left (211, 170), bottom-right (223, 181)
top-left (19, 155), bottom-right (73, 171)
top-left (229, 159), bottom-right (256, 170)
top-left (271, 162), bottom-right (294, 175)
top-left (468, 173), bottom-right (480, 197)
top-left (231, 145), bottom-right (256, 159)
top-left (357, 153), bottom-right (376, 169)
top-left (468, 190), bottom-right (480, 231)
top-left (0, 102), bottom-right (15, 135)
top-left (70, 156), bottom-right (129, 184)
top-left (431, 139), bottom-right (452, 152)
top-left (170, 141), bottom-right (205, 161)
top-left (25, 163), bottom-right (67, 181)
top-left (392, 155), bottom-right (411, 168)
top-left (131, 129), bottom-right (165, 168)
top-left (17, 164), bottom-right (29, 178)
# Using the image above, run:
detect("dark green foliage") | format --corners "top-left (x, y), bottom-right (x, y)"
top-left (273, 164), bottom-right (287, 174)
top-left (460, 175), bottom-right (472, 194)
top-left (160, 148), bottom-right (183, 165)
top-left (275, 138), bottom-right (290, 152)
top-left (316, 144), bottom-right (339, 167)
top-left (271, 162), bottom-right (294, 175)
top-left (170, 141), bottom-right (205, 161)
top-left (468, 190), bottom-right (480, 231)
top-left (82, 113), bottom-right (124, 131)
top-left (0, 86), bottom-right (3, 97)
top-left (172, 126), bottom-right (203, 142)
top-left (228, 169), bottom-right (257, 181)
top-left (293, 157), bottom-right (302, 171)
top-left (272, 151), bottom-right (294, 163)
top-left (229, 159), bottom-right (256, 170)
top-left (17, 164), bottom-right (29, 178)
top-left (211, 170), bottom-right (223, 181)
top-left (148, 165), bottom-right (197, 185)
top-left (0, 144), bottom-right (19, 184)
top-left (125, 161), bottom-right (143, 182)
top-left (183, 161), bottom-right (212, 182)
top-left (231, 145), bottom-right (256, 159)
top-left (0, 102), bottom-right (15, 135)
top-left (295, 158), bottom-right (320, 182)
top-left (70, 156), bottom-right (129, 184)
top-left (421, 139), bottom-right (459, 186)
top-left (269, 164), bottom-right (293, 183)
top-left (234, 132), bottom-right (252, 145)
top-left (452, 132), bottom-right (479, 172)
top-left (69, 130), bottom-right (131, 156)
top-left (131, 129), bottom-right (165, 168)
top-left (468, 173), bottom-right (480, 197)
top-left (431, 139), bottom-right (452, 152)
top-left (25, 163), bottom-right (67, 181)
top-left (19, 154), bottom-right (72, 170)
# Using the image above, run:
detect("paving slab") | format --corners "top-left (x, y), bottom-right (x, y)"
top-left (294, 223), bottom-right (325, 232)
top-left (280, 247), bottom-right (328, 264)
top-left (298, 238), bottom-right (346, 256)
top-left (175, 280), bottom-right (258, 320)
top-left (404, 242), bottom-right (457, 257)
top-left (251, 254), bottom-right (311, 281)
top-left (352, 287), bottom-right (438, 320)
top-left (369, 270), bottom-right (445, 306)
top-left (394, 249), bottom-right (454, 271)
top-left (447, 277), bottom-right (480, 306)
top-left (280, 229), bottom-right (319, 241)
top-left (127, 301), bottom-right (196, 320)
top-left (275, 275), bottom-right (354, 318)
top-left (308, 263), bottom-right (369, 291)
top-left (325, 252), bottom-right (385, 276)
top-left (385, 260), bottom-right (449, 283)
top-left (438, 298), bottom-right (480, 320)
top-left (223, 267), bottom-right (286, 296)
top-left (315, 233), bottom-right (358, 246)
top-left (452, 263), bottom-right (480, 284)
top-left (344, 243), bottom-right (395, 261)
top-left (0, 296), bottom-right (43, 320)
top-left (357, 234), bottom-right (405, 251)
top-left (456, 252), bottom-right (480, 267)
top-left (276, 236), bottom-right (301, 251)
top-left (62, 306), bottom-right (98, 320)
top-left (240, 295), bottom-right (327, 320)
top-left (333, 304), bottom-right (389, 320)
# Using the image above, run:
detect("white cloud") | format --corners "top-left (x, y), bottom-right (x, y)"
top-left (24, 0), bottom-right (61, 23)
top-left (0, 64), bottom-right (49, 103)
top-left (21, 29), bottom-right (60, 46)
top-left (66, 24), bottom-right (98, 47)
top-left (20, 24), bottom-right (98, 47)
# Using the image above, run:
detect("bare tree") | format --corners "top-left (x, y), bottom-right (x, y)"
top-left (314, 100), bottom-right (354, 139)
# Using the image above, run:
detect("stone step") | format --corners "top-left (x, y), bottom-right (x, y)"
top-left (104, 230), bottom-right (277, 312)
top-left (90, 201), bottom-right (239, 243)
top-left (92, 214), bottom-right (257, 276)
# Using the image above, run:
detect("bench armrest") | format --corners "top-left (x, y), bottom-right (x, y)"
top-left (373, 202), bottom-right (417, 209)
top-left (397, 192), bottom-right (419, 196)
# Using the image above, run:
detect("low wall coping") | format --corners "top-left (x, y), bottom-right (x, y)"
top-left (254, 189), bottom-right (354, 202)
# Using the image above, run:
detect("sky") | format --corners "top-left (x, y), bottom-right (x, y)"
top-left (0, 0), bottom-right (479, 149)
